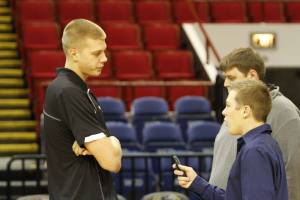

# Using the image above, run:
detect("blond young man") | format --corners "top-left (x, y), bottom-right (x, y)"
top-left (209, 48), bottom-right (300, 200)
top-left (43, 19), bottom-right (122, 199)
top-left (174, 80), bottom-right (288, 200)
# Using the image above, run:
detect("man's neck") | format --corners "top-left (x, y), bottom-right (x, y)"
top-left (64, 60), bottom-right (86, 81)
top-left (241, 120), bottom-right (264, 136)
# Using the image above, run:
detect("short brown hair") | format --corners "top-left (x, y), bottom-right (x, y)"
top-left (231, 79), bottom-right (271, 122)
top-left (219, 48), bottom-right (265, 80)
top-left (62, 19), bottom-right (106, 54)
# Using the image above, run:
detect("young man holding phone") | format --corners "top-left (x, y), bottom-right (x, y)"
top-left (173, 80), bottom-right (288, 200)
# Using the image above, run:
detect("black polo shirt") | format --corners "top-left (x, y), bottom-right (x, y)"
top-left (43, 68), bottom-right (117, 200)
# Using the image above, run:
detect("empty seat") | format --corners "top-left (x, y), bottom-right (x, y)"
top-left (187, 121), bottom-right (220, 180)
top-left (168, 86), bottom-right (206, 108)
top-left (133, 86), bottom-right (166, 99)
top-left (142, 121), bottom-right (186, 189)
top-left (173, 0), bottom-right (198, 23)
top-left (195, 1), bottom-right (210, 22)
top-left (248, 1), bottom-right (263, 22)
top-left (175, 96), bottom-right (214, 139)
top-left (132, 97), bottom-right (171, 142)
top-left (102, 23), bottom-right (142, 50)
top-left (16, 0), bottom-right (55, 25)
top-left (136, 0), bottom-right (172, 24)
top-left (58, 0), bottom-right (94, 27)
top-left (187, 121), bottom-right (220, 151)
top-left (107, 122), bottom-right (156, 199)
top-left (97, 97), bottom-right (127, 122)
top-left (113, 50), bottom-right (153, 80)
top-left (96, 1), bottom-right (134, 23)
top-left (263, 1), bottom-right (285, 22)
top-left (106, 122), bottom-right (140, 150)
top-left (143, 122), bottom-right (185, 151)
top-left (90, 85), bottom-right (122, 99)
top-left (143, 23), bottom-right (180, 50)
top-left (285, 2), bottom-right (300, 22)
top-left (154, 50), bottom-right (194, 79)
top-left (22, 21), bottom-right (60, 50)
top-left (210, 1), bottom-right (247, 22)
top-left (29, 50), bottom-right (65, 78)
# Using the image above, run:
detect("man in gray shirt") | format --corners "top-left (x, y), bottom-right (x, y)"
top-left (209, 47), bottom-right (300, 200)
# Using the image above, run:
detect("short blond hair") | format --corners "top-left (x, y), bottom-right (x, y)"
top-left (62, 19), bottom-right (106, 54)
top-left (230, 79), bottom-right (271, 122)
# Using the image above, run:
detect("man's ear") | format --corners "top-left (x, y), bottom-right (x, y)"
top-left (69, 48), bottom-right (78, 62)
top-left (247, 69), bottom-right (259, 80)
top-left (242, 105), bottom-right (251, 119)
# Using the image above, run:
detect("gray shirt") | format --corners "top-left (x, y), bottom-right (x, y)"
top-left (209, 86), bottom-right (300, 200)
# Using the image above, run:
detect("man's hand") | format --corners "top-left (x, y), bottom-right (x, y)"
top-left (72, 141), bottom-right (91, 156)
top-left (173, 164), bottom-right (198, 188)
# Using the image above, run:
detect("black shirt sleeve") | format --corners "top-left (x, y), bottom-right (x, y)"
top-left (58, 87), bottom-right (108, 146)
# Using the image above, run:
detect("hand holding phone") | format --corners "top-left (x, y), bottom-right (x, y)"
top-left (172, 155), bottom-right (186, 177)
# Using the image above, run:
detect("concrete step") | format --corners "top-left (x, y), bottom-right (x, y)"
top-left (0, 7), bottom-right (10, 15)
top-left (0, 23), bottom-right (13, 32)
top-left (0, 143), bottom-right (38, 154)
top-left (0, 68), bottom-right (23, 77)
top-left (0, 131), bottom-right (36, 141)
top-left (0, 15), bottom-right (12, 23)
top-left (0, 98), bottom-right (30, 108)
top-left (0, 33), bottom-right (17, 41)
top-left (0, 0), bottom-right (8, 6)
top-left (0, 109), bottom-right (31, 119)
top-left (0, 120), bottom-right (36, 131)
top-left (0, 88), bottom-right (29, 98)
top-left (0, 78), bottom-right (25, 87)
top-left (0, 50), bottom-right (18, 58)
top-left (0, 41), bottom-right (17, 50)
top-left (0, 59), bottom-right (21, 67)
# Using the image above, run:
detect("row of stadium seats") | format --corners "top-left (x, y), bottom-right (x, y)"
top-left (28, 50), bottom-right (194, 80)
top-left (107, 120), bottom-right (220, 199)
top-left (14, 0), bottom-right (300, 25)
top-left (21, 22), bottom-right (182, 51)
top-left (99, 96), bottom-right (216, 142)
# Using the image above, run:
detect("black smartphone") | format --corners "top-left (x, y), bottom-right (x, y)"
top-left (172, 155), bottom-right (181, 170)
top-left (172, 155), bottom-right (186, 177)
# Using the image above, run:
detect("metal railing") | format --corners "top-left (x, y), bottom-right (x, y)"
top-left (4, 151), bottom-right (213, 200)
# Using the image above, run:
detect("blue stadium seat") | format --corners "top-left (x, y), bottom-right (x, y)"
top-left (187, 121), bottom-right (220, 150)
top-left (106, 121), bottom-right (141, 151)
top-left (132, 97), bottom-right (171, 142)
top-left (186, 121), bottom-right (221, 180)
top-left (97, 97), bottom-right (127, 122)
top-left (107, 122), bottom-right (155, 199)
top-left (142, 121), bottom-right (186, 191)
top-left (175, 96), bottom-right (214, 140)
